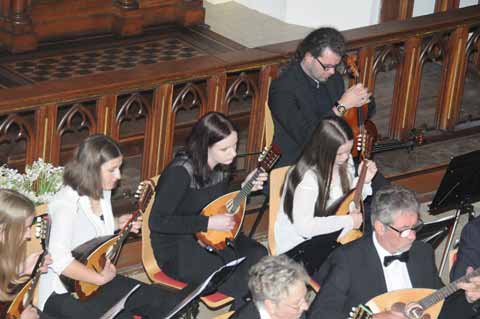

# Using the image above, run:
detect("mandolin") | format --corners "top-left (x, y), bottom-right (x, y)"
top-left (196, 144), bottom-right (281, 251)
top-left (5, 216), bottom-right (50, 319)
top-left (349, 267), bottom-right (480, 319)
top-left (60, 180), bottom-right (155, 300)
top-left (344, 55), bottom-right (378, 158)
top-left (333, 131), bottom-right (375, 244)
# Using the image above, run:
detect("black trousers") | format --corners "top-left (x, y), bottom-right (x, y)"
top-left (43, 275), bottom-right (185, 319)
top-left (165, 233), bottom-right (267, 306)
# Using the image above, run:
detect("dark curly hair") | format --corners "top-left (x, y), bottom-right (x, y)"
top-left (294, 27), bottom-right (346, 62)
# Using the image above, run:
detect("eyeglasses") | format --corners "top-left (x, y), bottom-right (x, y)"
top-left (386, 220), bottom-right (424, 238)
top-left (315, 57), bottom-right (344, 73)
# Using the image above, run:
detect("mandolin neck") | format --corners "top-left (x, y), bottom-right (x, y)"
top-left (418, 267), bottom-right (480, 309)
top-left (106, 209), bottom-right (141, 262)
top-left (353, 161), bottom-right (367, 209)
top-left (228, 168), bottom-right (262, 214)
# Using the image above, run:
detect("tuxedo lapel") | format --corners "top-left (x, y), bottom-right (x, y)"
top-left (361, 236), bottom-right (388, 295)
top-left (406, 242), bottom-right (430, 288)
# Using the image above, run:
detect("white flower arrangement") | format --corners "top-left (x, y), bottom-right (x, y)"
top-left (0, 158), bottom-right (64, 205)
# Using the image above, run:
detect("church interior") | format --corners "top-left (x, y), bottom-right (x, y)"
top-left (1, 0), bottom-right (480, 317)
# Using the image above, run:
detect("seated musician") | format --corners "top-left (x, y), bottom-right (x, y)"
top-left (0, 189), bottom-right (54, 319)
top-left (149, 112), bottom-right (268, 307)
top-left (450, 214), bottom-right (480, 315)
top-left (38, 134), bottom-right (182, 318)
top-left (308, 184), bottom-right (480, 319)
top-left (274, 116), bottom-right (377, 271)
top-left (233, 255), bottom-right (309, 319)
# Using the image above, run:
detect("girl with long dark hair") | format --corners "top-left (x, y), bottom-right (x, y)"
top-left (275, 117), bottom-right (377, 255)
top-left (149, 112), bottom-right (268, 306)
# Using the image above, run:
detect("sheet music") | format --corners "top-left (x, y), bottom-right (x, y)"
top-left (99, 284), bottom-right (141, 319)
top-left (164, 257), bottom-right (246, 319)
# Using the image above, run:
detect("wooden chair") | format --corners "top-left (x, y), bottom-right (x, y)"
top-left (141, 176), bottom-right (234, 310)
top-left (267, 166), bottom-right (290, 256)
top-left (264, 98), bottom-right (274, 146)
top-left (213, 310), bottom-right (235, 319)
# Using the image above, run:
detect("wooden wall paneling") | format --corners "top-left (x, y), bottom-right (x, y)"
top-left (258, 64), bottom-right (278, 149)
top-left (358, 47), bottom-right (376, 91)
top-left (56, 102), bottom-right (97, 164)
top-left (245, 66), bottom-right (273, 170)
top-left (380, 0), bottom-right (414, 22)
top-left (390, 37), bottom-right (422, 140)
top-left (34, 104), bottom-right (59, 165)
top-left (207, 73), bottom-right (227, 113)
top-left (143, 84), bottom-right (174, 177)
top-left (0, 0), bottom-right (37, 52)
top-left (467, 28), bottom-right (480, 72)
top-left (371, 45), bottom-right (402, 138)
top-left (224, 71), bottom-right (259, 171)
top-left (112, 0), bottom-right (144, 37)
top-left (435, 0), bottom-right (460, 13)
top-left (97, 95), bottom-right (118, 138)
top-left (436, 25), bottom-right (469, 129)
top-left (0, 112), bottom-right (36, 167)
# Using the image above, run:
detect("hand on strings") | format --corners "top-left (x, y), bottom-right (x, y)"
top-left (98, 258), bottom-right (116, 286)
top-left (208, 214), bottom-right (235, 232)
top-left (350, 210), bottom-right (363, 229)
top-left (20, 305), bottom-right (39, 319)
top-left (118, 214), bottom-right (142, 233)
top-left (339, 83), bottom-right (372, 109)
top-left (242, 168), bottom-right (268, 192)
top-left (39, 254), bottom-right (53, 273)
top-left (459, 266), bottom-right (480, 303)
top-left (359, 160), bottom-right (378, 183)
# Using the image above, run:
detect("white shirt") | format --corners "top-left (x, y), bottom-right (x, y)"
top-left (275, 156), bottom-right (372, 254)
top-left (372, 232), bottom-right (412, 292)
top-left (257, 303), bottom-right (271, 319)
top-left (38, 186), bottom-right (115, 310)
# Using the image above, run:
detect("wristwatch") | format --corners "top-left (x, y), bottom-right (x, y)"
top-left (334, 101), bottom-right (347, 116)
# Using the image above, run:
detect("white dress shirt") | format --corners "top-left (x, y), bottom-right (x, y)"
top-left (38, 186), bottom-right (115, 310)
top-left (275, 156), bottom-right (372, 254)
top-left (257, 304), bottom-right (271, 319)
top-left (372, 232), bottom-right (412, 292)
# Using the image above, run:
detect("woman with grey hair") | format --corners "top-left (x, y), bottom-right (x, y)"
top-left (233, 255), bottom-right (310, 319)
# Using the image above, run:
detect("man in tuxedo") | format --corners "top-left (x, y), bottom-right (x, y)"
top-left (269, 27), bottom-right (374, 168)
top-left (308, 184), bottom-right (480, 319)
top-left (451, 214), bottom-right (480, 313)
top-left (233, 255), bottom-right (309, 319)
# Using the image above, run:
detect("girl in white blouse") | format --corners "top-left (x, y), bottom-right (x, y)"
top-left (38, 134), bottom-right (181, 319)
top-left (274, 117), bottom-right (377, 260)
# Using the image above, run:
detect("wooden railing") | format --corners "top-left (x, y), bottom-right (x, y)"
top-left (1, 5), bottom-right (480, 197)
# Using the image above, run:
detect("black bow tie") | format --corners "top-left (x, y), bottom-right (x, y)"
top-left (383, 251), bottom-right (409, 267)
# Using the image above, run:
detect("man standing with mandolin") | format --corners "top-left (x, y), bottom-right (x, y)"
top-left (308, 184), bottom-right (480, 319)
top-left (269, 27), bottom-right (374, 169)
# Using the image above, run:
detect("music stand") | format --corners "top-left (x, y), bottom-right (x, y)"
top-left (428, 150), bottom-right (480, 275)
top-left (416, 214), bottom-right (456, 249)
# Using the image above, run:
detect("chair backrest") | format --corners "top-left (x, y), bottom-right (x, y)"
top-left (268, 166), bottom-right (290, 256)
top-left (213, 310), bottom-right (235, 319)
top-left (264, 89), bottom-right (274, 147)
top-left (141, 175), bottom-right (162, 282)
